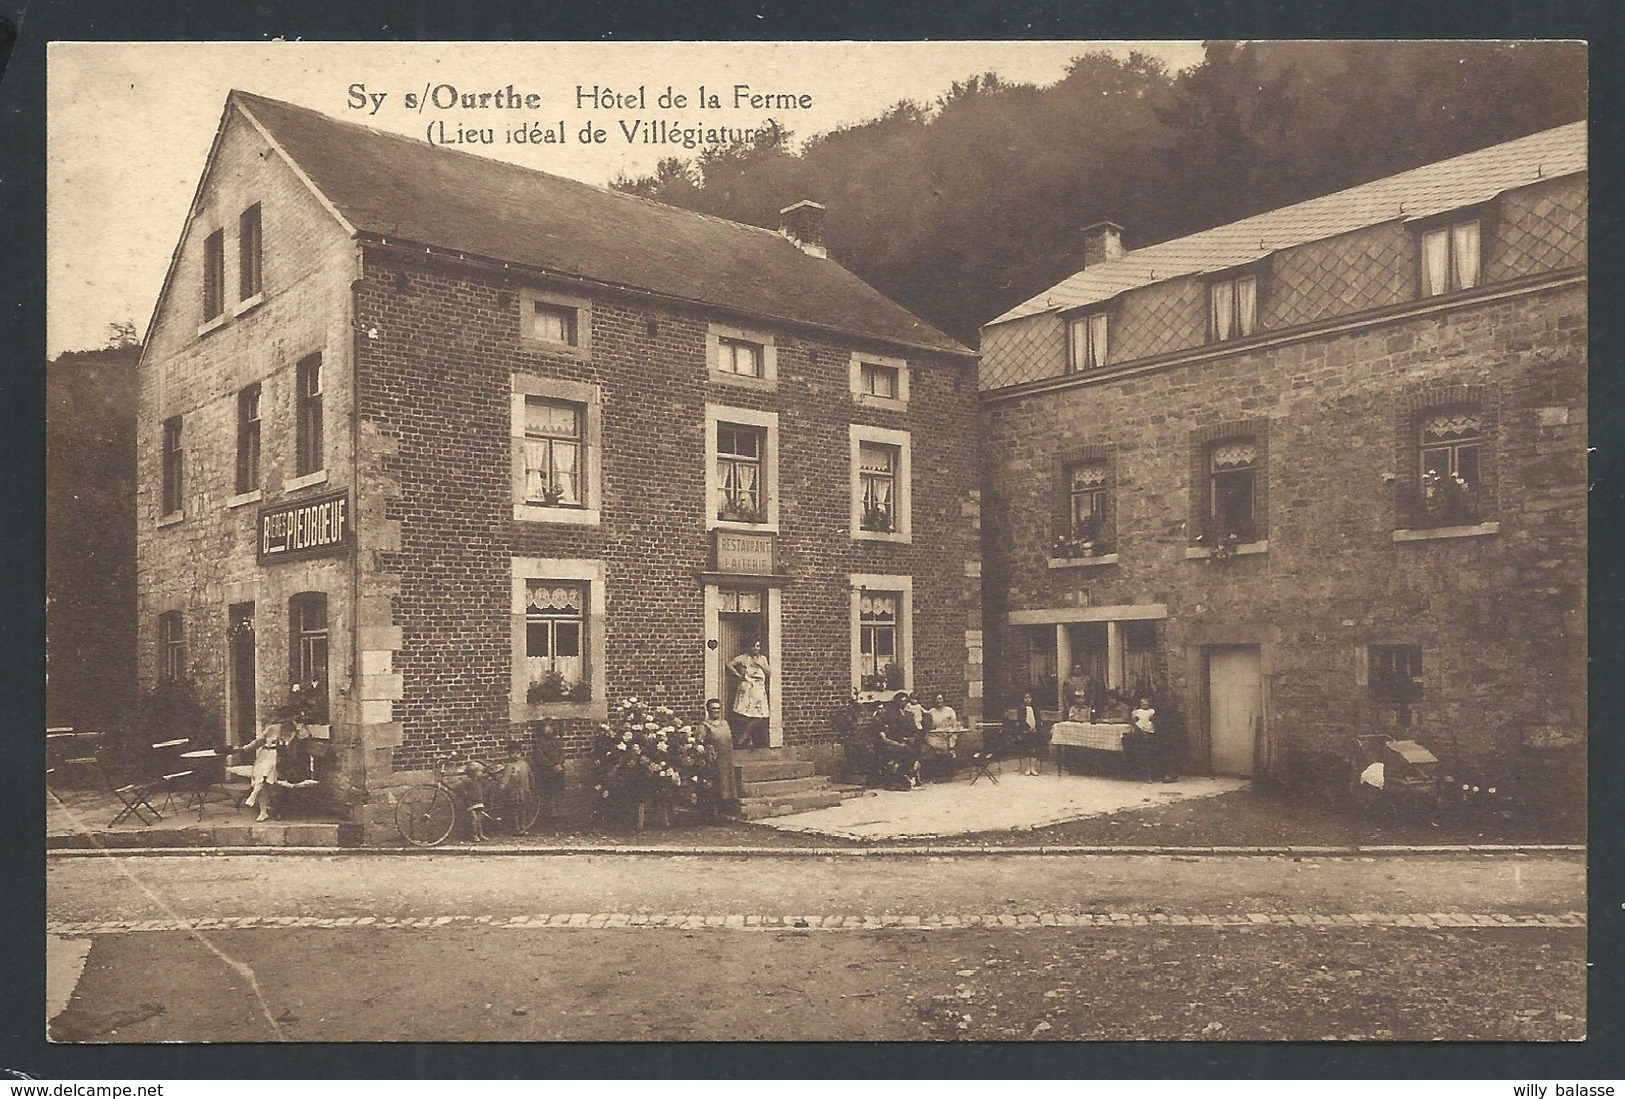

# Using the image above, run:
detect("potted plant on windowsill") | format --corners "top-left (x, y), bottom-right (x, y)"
top-left (527, 671), bottom-right (581, 705)
top-left (1050, 515), bottom-right (1103, 559)
top-left (862, 503), bottom-right (894, 533)
top-left (718, 500), bottom-right (767, 524)
top-left (539, 483), bottom-right (572, 507)
top-left (1420, 469), bottom-right (1479, 526)
top-left (1195, 528), bottom-right (1242, 561)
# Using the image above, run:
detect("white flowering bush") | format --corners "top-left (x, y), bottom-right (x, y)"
top-left (592, 697), bottom-right (717, 810)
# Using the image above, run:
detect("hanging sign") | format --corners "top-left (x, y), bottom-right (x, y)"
top-left (258, 490), bottom-right (351, 563)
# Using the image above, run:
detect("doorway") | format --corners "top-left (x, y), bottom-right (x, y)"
top-left (1207, 645), bottom-right (1261, 776)
top-left (714, 588), bottom-right (771, 744)
top-left (228, 602), bottom-right (256, 746)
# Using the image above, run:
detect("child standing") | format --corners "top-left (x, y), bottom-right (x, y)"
top-left (1130, 697), bottom-right (1158, 783)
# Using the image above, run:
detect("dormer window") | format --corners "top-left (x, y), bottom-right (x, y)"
top-left (1067, 312), bottom-right (1109, 371)
top-left (1421, 219), bottom-right (1481, 296)
top-left (1208, 273), bottom-right (1257, 342)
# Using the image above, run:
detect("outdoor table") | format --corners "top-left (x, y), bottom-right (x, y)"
top-left (1049, 721), bottom-right (1132, 775)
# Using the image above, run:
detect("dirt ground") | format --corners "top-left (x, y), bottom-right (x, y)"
top-left (49, 924), bottom-right (1584, 1043)
top-left (461, 781), bottom-right (1585, 851)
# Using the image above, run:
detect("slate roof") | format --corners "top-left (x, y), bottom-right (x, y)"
top-left (231, 91), bottom-right (969, 357)
top-left (990, 121), bottom-right (1587, 328)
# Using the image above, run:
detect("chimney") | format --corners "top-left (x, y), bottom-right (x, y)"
top-left (1081, 221), bottom-right (1125, 268)
top-left (779, 200), bottom-right (828, 258)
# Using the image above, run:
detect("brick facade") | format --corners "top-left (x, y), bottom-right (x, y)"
top-left (136, 96), bottom-right (982, 837)
top-left (980, 165), bottom-right (1587, 788)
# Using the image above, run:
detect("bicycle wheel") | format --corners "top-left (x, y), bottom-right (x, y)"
top-left (515, 788), bottom-right (544, 835)
top-left (395, 784), bottom-right (456, 847)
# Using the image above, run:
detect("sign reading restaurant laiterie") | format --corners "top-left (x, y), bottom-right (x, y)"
top-left (258, 490), bottom-right (351, 563)
top-left (714, 530), bottom-right (774, 575)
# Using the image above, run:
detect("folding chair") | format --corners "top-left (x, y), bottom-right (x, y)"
top-left (970, 723), bottom-right (1003, 785)
top-left (109, 775), bottom-right (163, 827)
top-left (154, 770), bottom-right (196, 815)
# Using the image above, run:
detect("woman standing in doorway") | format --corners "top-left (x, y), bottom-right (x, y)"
top-left (726, 638), bottom-right (771, 749)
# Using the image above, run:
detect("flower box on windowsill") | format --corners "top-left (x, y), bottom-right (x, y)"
top-left (1392, 522), bottom-right (1499, 542)
top-left (1047, 552), bottom-right (1120, 569)
top-left (1183, 540), bottom-right (1269, 560)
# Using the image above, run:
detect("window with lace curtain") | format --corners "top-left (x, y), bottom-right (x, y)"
top-left (525, 580), bottom-right (587, 695)
top-left (1206, 438), bottom-right (1258, 542)
top-left (1420, 219), bottom-right (1481, 297)
top-left (1067, 311), bottom-right (1109, 371)
top-left (1208, 273), bottom-right (1257, 342)
top-left (1416, 406), bottom-right (1485, 526)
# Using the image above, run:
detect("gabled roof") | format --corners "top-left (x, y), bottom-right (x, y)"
top-left (229, 92), bottom-right (969, 357)
top-left (990, 121), bottom-right (1587, 328)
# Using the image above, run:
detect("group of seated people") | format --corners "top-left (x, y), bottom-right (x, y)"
top-left (871, 690), bottom-right (964, 790)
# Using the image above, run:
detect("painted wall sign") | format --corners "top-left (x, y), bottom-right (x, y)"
top-left (713, 530), bottom-right (775, 575)
top-left (258, 490), bottom-right (351, 563)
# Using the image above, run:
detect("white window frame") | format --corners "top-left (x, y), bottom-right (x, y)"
top-left (850, 573), bottom-right (913, 704)
top-left (510, 557), bottom-right (608, 722)
top-left (707, 323), bottom-right (777, 389)
top-left (706, 404), bottom-right (779, 532)
top-left (512, 375), bottom-right (603, 525)
top-left (1067, 312), bottom-right (1109, 372)
top-left (849, 424), bottom-right (911, 543)
top-left (850, 351), bottom-right (908, 409)
top-left (1208, 272), bottom-right (1258, 342)
top-left (519, 289), bottom-right (592, 357)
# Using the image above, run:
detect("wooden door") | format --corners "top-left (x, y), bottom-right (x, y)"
top-left (1208, 645), bottom-right (1261, 776)
top-left (229, 606), bottom-right (257, 746)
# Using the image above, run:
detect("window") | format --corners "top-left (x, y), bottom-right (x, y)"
top-left (235, 384), bottom-right (261, 496)
top-left (1053, 458), bottom-right (1109, 556)
top-left (858, 442), bottom-right (899, 532)
top-left (1369, 644), bottom-right (1423, 702)
top-left (295, 353), bottom-right (324, 477)
top-left (512, 376), bottom-right (602, 524)
top-left (849, 424), bottom-right (912, 541)
top-left (858, 590), bottom-right (901, 692)
top-left (202, 229), bottom-right (225, 321)
top-left (158, 610), bottom-right (185, 683)
top-left (717, 423), bottom-right (766, 522)
top-left (511, 558), bottom-right (607, 720)
top-left (1207, 438), bottom-right (1258, 542)
top-left (850, 352), bottom-right (908, 407)
top-left (1417, 406), bottom-right (1484, 526)
top-left (1067, 312), bottom-right (1109, 371)
top-left (709, 325), bottom-right (777, 386)
top-left (522, 398), bottom-right (585, 507)
top-left (861, 361), bottom-right (899, 399)
top-left (238, 204), bottom-right (262, 301)
top-left (1421, 219), bottom-right (1481, 296)
top-left (718, 337), bottom-right (764, 378)
top-left (161, 416), bottom-right (184, 516)
top-left (851, 574), bottom-right (912, 700)
top-left (525, 301), bottom-right (578, 346)
top-left (525, 581), bottom-right (586, 694)
top-left (707, 405), bottom-right (779, 529)
top-left (288, 592), bottom-right (329, 723)
top-left (1208, 273), bottom-right (1257, 342)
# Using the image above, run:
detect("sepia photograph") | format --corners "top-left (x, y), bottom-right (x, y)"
top-left (42, 39), bottom-right (1587, 1046)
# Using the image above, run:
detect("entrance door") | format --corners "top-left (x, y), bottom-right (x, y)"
top-left (1208, 645), bottom-right (1261, 776)
top-left (716, 588), bottom-right (765, 723)
top-left (228, 602), bottom-right (256, 746)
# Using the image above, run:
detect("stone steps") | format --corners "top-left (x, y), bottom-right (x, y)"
top-left (736, 758), bottom-right (818, 783)
top-left (734, 789), bottom-right (844, 820)
top-left (739, 775), bottom-right (828, 798)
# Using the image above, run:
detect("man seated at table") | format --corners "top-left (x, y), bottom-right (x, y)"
top-left (874, 692), bottom-right (922, 790)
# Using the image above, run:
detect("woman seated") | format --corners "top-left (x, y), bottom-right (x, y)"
top-left (921, 693), bottom-right (962, 782)
top-left (873, 692), bottom-right (922, 790)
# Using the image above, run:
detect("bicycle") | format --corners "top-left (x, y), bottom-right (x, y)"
top-left (393, 757), bottom-right (543, 847)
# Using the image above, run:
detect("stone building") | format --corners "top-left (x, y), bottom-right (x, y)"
top-left (978, 123), bottom-right (1586, 785)
top-left (136, 91), bottom-right (981, 833)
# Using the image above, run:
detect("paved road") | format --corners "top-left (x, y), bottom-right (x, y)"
top-left (45, 851), bottom-right (1586, 1043)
